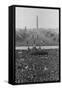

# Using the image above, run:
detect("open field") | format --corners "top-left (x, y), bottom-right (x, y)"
top-left (15, 48), bottom-right (59, 84)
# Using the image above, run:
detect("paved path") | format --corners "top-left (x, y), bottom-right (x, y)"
top-left (16, 46), bottom-right (59, 50)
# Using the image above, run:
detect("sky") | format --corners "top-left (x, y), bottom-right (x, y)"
top-left (16, 7), bottom-right (59, 30)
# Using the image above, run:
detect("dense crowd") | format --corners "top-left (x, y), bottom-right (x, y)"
top-left (15, 48), bottom-right (59, 84)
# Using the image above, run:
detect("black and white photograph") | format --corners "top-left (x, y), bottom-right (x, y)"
top-left (14, 6), bottom-right (60, 84)
top-left (0, 0), bottom-right (62, 89)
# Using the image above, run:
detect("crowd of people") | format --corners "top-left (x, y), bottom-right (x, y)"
top-left (15, 48), bottom-right (59, 84)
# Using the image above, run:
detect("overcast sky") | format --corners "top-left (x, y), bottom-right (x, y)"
top-left (16, 7), bottom-right (59, 30)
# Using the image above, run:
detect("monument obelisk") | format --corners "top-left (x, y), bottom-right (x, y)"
top-left (36, 16), bottom-right (38, 30)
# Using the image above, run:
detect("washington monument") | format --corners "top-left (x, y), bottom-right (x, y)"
top-left (36, 16), bottom-right (38, 30)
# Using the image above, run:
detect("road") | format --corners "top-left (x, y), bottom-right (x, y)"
top-left (16, 46), bottom-right (59, 50)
